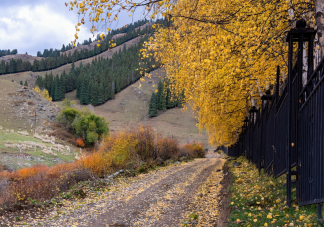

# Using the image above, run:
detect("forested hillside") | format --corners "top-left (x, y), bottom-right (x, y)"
top-left (0, 19), bottom-right (165, 75)
top-left (35, 37), bottom-right (158, 105)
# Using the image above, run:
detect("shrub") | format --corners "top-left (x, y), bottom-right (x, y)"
top-left (56, 107), bottom-right (80, 130)
top-left (56, 105), bottom-right (109, 146)
top-left (72, 109), bottom-right (109, 145)
top-left (33, 85), bottom-right (52, 101)
top-left (181, 143), bottom-right (206, 158)
top-left (76, 138), bottom-right (85, 147)
top-left (132, 126), bottom-right (156, 162)
top-left (156, 138), bottom-right (180, 160)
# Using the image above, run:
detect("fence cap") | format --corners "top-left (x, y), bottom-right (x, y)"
top-left (286, 27), bottom-right (316, 42)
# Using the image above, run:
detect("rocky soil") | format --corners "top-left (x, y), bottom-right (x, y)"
top-left (10, 86), bottom-right (60, 131)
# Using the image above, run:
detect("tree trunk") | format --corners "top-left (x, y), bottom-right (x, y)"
top-left (315, 0), bottom-right (324, 65)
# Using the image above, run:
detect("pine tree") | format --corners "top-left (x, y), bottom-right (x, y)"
top-left (161, 89), bottom-right (167, 110)
top-left (97, 83), bottom-right (105, 105)
top-left (166, 87), bottom-right (174, 108)
top-left (149, 93), bottom-right (158, 117)
top-left (59, 75), bottom-right (65, 100)
top-left (90, 82), bottom-right (98, 105)
top-left (20, 81), bottom-right (23, 85)
top-left (157, 80), bottom-right (166, 110)
top-left (24, 80), bottom-right (28, 87)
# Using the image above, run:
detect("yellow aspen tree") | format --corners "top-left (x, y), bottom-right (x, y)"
top-left (69, 0), bottom-right (313, 145)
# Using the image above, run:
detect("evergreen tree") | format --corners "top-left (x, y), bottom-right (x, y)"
top-left (0, 60), bottom-right (6, 74)
top-left (97, 83), bottom-right (105, 105)
top-left (166, 87), bottom-right (174, 108)
top-left (157, 80), bottom-right (166, 110)
top-left (59, 75), bottom-right (65, 100)
top-left (24, 80), bottom-right (28, 87)
top-left (149, 93), bottom-right (157, 117)
top-left (20, 81), bottom-right (23, 85)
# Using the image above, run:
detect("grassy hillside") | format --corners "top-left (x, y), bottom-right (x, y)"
top-left (0, 79), bottom-right (77, 170)
top-left (59, 68), bottom-right (209, 147)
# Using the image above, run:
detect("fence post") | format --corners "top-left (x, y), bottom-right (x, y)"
top-left (286, 27), bottom-right (294, 208)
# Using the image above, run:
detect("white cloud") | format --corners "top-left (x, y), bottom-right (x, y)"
top-left (0, 3), bottom-right (92, 56)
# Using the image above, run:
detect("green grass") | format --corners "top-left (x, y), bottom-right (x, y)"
top-left (0, 130), bottom-right (76, 169)
top-left (0, 131), bottom-right (41, 146)
top-left (227, 156), bottom-right (320, 227)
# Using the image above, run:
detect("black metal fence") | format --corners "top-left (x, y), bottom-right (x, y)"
top-left (228, 26), bottom-right (324, 217)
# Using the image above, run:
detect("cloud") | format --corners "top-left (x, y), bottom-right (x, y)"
top-left (0, 0), bottom-right (145, 56)
top-left (0, 2), bottom-right (92, 56)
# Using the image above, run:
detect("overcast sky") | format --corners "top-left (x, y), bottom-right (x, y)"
top-left (0, 0), bottom-right (143, 56)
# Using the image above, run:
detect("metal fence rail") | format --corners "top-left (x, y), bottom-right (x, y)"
top-left (298, 56), bottom-right (324, 206)
top-left (228, 25), bottom-right (324, 216)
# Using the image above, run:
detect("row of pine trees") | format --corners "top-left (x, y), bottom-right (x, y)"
top-left (36, 37), bottom-right (158, 105)
top-left (149, 78), bottom-right (185, 117)
top-left (0, 49), bottom-right (18, 57)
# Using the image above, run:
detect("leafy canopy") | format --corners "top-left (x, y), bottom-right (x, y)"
top-left (68, 0), bottom-right (311, 146)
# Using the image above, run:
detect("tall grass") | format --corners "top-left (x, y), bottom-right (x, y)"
top-left (0, 126), bottom-right (205, 208)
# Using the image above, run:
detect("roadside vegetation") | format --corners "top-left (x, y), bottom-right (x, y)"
top-left (227, 157), bottom-right (319, 226)
top-left (0, 125), bottom-right (205, 211)
top-left (55, 99), bottom-right (109, 147)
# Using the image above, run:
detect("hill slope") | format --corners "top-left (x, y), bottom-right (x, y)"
top-left (62, 68), bottom-right (209, 146)
top-left (0, 54), bottom-right (42, 64)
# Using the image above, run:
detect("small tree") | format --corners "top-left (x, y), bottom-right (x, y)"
top-left (149, 93), bottom-right (157, 117)
top-left (20, 81), bottom-right (23, 85)
top-left (24, 80), bottom-right (28, 87)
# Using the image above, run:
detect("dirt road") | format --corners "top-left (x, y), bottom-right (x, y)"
top-left (14, 156), bottom-right (225, 227)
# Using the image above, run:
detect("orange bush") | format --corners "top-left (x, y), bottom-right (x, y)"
top-left (12, 165), bottom-right (49, 180)
top-left (77, 151), bottom-right (110, 177)
top-left (76, 137), bottom-right (85, 147)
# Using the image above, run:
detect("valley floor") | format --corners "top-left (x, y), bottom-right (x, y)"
top-left (3, 153), bottom-right (226, 227)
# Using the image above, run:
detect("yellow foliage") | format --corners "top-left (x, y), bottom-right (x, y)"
top-left (143, 0), bottom-right (309, 145)
top-left (68, 0), bottom-right (311, 146)
top-left (33, 85), bottom-right (52, 101)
